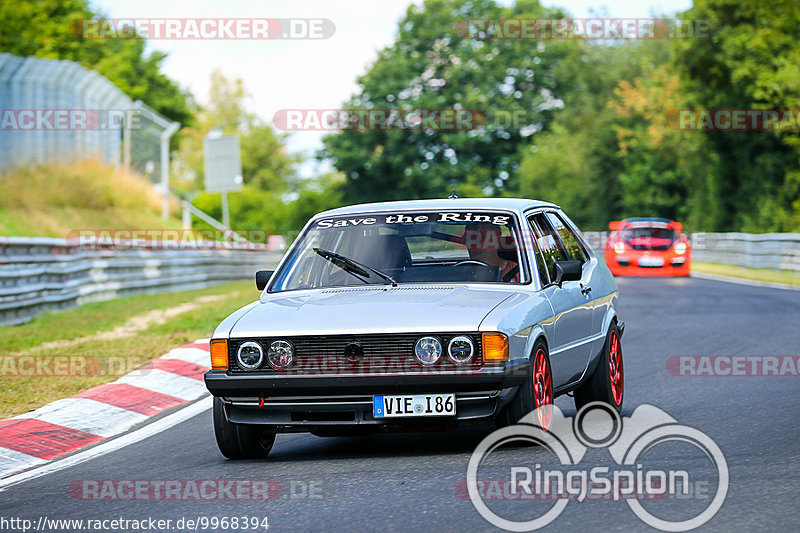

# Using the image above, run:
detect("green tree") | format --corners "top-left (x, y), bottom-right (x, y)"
top-left (518, 41), bottom-right (666, 228)
top-left (611, 65), bottom-right (720, 228)
top-left (0, 0), bottom-right (192, 125)
top-left (192, 173), bottom-right (344, 237)
top-left (176, 70), bottom-right (298, 195)
top-left (321, 0), bottom-right (569, 202)
top-left (180, 71), bottom-right (313, 235)
top-left (676, 0), bottom-right (800, 230)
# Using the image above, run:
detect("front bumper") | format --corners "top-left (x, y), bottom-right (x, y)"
top-left (606, 254), bottom-right (691, 277)
top-left (205, 360), bottom-right (530, 428)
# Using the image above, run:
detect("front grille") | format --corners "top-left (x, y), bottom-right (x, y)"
top-left (627, 242), bottom-right (673, 251)
top-left (228, 333), bottom-right (483, 374)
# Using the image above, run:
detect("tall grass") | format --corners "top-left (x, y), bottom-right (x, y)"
top-left (0, 159), bottom-right (180, 236)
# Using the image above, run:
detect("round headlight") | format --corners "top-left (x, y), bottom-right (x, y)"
top-left (613, 241), bottom-right (626, 254)
top-left (448, 336), bottom-right (475, 365)
top-left (267, 340), bottom-right (294, 370)
top-left (414, 336), bottom-right (442, 366)
top-left (674, 241), bottom-right (687, 255)
top-left (237, 341), bottom-right (264, 370)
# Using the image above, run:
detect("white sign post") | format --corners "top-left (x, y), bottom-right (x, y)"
top-left (203, 134), bottom-right (243, 229)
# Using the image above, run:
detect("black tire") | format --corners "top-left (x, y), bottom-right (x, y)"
top-left (574, 323), bottom-right (624, 413)
top-left (497, 339), bottom-right (553, 429)
top-left (213, 397), bottom-right (276, 459)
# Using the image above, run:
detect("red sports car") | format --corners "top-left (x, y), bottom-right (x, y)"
top-left (605, 218), bottom-right (690, 277)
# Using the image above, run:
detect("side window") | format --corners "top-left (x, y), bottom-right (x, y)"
top-left (528, 214), bottom-right (566, 283)
top-left (545, 212), bottom-right (587, 263)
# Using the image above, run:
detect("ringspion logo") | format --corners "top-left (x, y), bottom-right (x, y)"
top-left (467, 403), bottom-right (728, 531)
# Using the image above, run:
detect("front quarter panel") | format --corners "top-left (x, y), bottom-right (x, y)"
top-left (479, 291), bottom-right (555, 364)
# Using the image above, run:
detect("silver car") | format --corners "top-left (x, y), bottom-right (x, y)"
top-left (205, 198), bottom-right (624, 459)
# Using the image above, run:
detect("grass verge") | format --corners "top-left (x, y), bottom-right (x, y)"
top-left (692, 262), bottom-right (800, 287)
top-left (0, 281), bottom-right (258, 419)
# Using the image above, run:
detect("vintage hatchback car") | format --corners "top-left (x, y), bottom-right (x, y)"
top-left (205, 198), bottom-right (625, 459)
top-left (605, 217), bottom-right (691, 276)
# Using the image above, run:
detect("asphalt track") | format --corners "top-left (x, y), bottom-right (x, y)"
top-left (1, 277), bottom-right (798, 532)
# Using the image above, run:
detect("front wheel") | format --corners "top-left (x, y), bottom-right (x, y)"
top-left (497, 340), bottom-right (553, 430)
top-left (213, 398), bottom-right (276, 459)
top-left (574, 323), bottom-right (624, 412)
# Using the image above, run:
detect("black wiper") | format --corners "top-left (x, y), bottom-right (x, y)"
top-left (313, 248), bottom-right (398, 287)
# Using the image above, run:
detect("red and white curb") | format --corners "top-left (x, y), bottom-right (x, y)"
top-left (0, 340), bottom-right (211, 478)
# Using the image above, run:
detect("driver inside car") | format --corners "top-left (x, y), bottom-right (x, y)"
top-left (462, 222), bottom-right (520, 282)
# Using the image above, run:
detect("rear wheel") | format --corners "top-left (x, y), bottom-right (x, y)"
top-left (213, 397), bottom-right (276, 459)
top-left (574, 323), bottom-right (623, 412)
top-left (497, 340), bottom-right (553, 430)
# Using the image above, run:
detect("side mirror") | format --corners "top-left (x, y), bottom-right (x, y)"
top-left (609, 221), bottom-right (621, 231)
top-left (255, 270), bottom-right (274, 291)
top-left (554, 260), bottom-right (582, 286)
top-left (672, 222), bottom-right (683, 232)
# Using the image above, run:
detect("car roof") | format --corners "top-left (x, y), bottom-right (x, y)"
top-left (622, 217), bottom-right (673, 223)
top-left (315, 198), bottom-right (559, 218)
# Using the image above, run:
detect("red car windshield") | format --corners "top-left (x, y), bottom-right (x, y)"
top-left (620, 225), bottom-right (676, 251)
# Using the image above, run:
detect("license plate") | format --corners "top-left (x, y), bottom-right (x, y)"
top-left (373, 394), bottom-right (455, 418)
top-left (638, 257), bottom-right (664, 267)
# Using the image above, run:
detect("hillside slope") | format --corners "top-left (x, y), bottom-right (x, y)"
top-left (0, 159), bottom-right (181, 237)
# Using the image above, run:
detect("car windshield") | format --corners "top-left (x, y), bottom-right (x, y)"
top-left (619, 224), bottom-right (676, 251)
top-left (270, 211), bottom-right (522, 292)
top-left (621, 225), bottom-right (676, 243)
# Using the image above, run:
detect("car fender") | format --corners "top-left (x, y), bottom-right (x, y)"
top-left (578, 303), bottom-right (622, 385)
top-left (599, 304), bottom-right (620, 336)
top-left (481, 291), bottom-right (555, 363)
top-left (520, 323), bottom-right (549, 362)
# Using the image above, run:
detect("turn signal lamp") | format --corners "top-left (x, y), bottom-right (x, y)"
top-left (482, 333), bottom-right (509, 362)
top-left (210, 339), bottom-right (229, 370)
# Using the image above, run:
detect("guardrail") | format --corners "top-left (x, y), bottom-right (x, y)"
top-left (0, 237), bottom-right (283, 326)
top-left (690, 233), bottom-right (800, 273)
top-left (2, 231), bottom-right (798, 326)
top-left (583, 231), bottom-right (800, 273)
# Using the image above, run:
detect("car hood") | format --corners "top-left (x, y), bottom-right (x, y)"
top-left (226, 285), bottom-right (519, 338)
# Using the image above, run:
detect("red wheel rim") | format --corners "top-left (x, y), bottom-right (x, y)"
top-left (532, 347), bottom-right (553, 429)
top-left (608, 330), bottom-right (623, 406)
